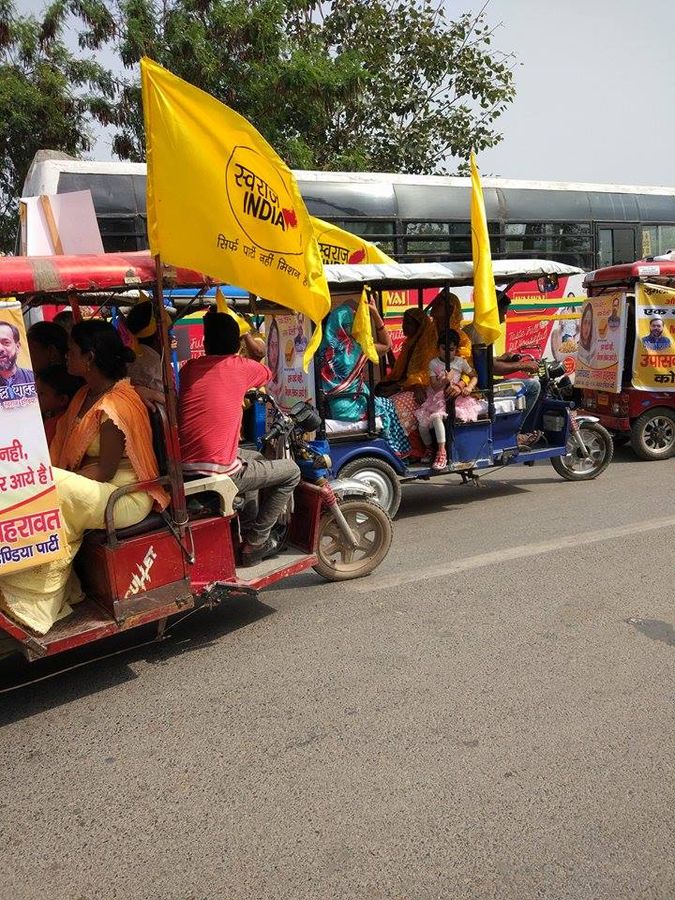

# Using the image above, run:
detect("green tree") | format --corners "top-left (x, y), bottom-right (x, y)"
top-left (0, 0), bottom-right (117, 252)
top-left (70, 0), bottom-right (515, 172)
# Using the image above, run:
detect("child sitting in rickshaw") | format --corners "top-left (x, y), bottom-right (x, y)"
top-left (415, 329), bottom-right (480, 470)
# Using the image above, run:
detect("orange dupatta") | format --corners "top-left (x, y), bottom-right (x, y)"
top-left (50, 379), bottom-right (169, 510)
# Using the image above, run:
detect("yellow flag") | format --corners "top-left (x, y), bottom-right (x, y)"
top-left (470, 152), bottom-right (501, 346)
top-left (215, 287), bottom-right (252, 335)
top-left (141, 57), bottom-right (329, 369)
top-left (352, 288), bottom-right (379, 364)
top-left (311, 217), bottom-right (395, 266)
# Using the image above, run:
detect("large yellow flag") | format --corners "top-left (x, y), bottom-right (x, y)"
top-left (470, 152), bottom-right (501, 346)
top-left (311, 217), bottom-right (395, 266)
top-left (141, 57), bottom-right (329, 369)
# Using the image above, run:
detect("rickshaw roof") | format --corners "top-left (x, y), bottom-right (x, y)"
top-left (0, 251), bottom-right (211, 301)
top-left (584, 258), bottom-right (675, 288)
top-left (323, 259), bottom-right (583, 290)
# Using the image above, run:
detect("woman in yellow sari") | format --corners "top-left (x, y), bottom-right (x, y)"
top-left (0, 320), bottom-right (168, 635)
top-left (429, 291), bottom-right (473, 362)
top-left (376, 308), bottom-right (438, 457)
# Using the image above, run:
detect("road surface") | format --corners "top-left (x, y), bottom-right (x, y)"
top-left (1, 446), bottom-right (674, 900)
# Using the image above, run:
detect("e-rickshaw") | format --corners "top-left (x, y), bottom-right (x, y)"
top-left (311, 260), bottom-right (614, 517)
top-left (0, 252), bottom-right (392, 663)
top-left (579, 256), bottom-right (675, 460)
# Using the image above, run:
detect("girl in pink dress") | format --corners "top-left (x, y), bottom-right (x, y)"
top-left (415, 330), bottom-right (481, 470)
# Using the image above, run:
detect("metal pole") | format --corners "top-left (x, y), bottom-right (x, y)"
top-left (154, 255), bottom-right (188, 534)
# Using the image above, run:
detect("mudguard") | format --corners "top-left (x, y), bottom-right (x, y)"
top-left (327, 478), bottom-right (376, 499)
top-left (575, 414), bottom-right (600, 424)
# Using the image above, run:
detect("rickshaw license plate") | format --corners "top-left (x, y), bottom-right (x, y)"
top-left (597, 393), bottom-right (609, 406)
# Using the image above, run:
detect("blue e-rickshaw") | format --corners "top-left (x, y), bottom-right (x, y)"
top-left (310, 260), bottom-right (614, 517)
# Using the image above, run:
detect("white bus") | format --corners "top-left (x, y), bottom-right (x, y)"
top-left (23, 149), bottom-right (675, 269)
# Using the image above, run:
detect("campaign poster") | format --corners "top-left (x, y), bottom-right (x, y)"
top-left (574, 291), bottom-right (626, 393)
top-left (0, 302), bottom-right (66, 575)
top-left (632, 284), bottom-right (675, 391)
top-left (265, 313), bottom-right (315, 411)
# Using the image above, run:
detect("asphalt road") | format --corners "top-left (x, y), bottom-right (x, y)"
top-left (1, 445), bottom-right (674, 900)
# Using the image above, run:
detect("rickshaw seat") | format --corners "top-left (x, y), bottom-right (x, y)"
top-left (325, 417), bottom-right (383, 436)
top-left (84, 512), bottom-right (168, 545)
top-left (183, 474), bottom-right (238, 516)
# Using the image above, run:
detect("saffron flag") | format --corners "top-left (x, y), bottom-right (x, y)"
top-left (352, 288), bottom-right (379, 364)
top-left (215, 287), bottom-right (252, 335)
top-left (470, 152), bottom-right (501, 346)
top-left (141, 57), bottom-right (329, 369)
top-left (311, 217), bottom-right (395, 266)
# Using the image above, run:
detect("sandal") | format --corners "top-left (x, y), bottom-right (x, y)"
top-left (518, 430), bottom-right (543, 447)
top-left (432, 449), bottom-right (448, 471)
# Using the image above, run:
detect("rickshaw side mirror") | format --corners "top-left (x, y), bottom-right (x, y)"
top-left (537, 274), bottom-right (559, 294)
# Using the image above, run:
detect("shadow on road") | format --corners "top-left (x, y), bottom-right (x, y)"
top-left (395, 476), bottom-right (526, 522)
top-left (0, 595), bottom-right (276, 724)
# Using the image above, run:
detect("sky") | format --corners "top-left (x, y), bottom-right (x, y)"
top-left (14, 0), bottom-right (675, 188)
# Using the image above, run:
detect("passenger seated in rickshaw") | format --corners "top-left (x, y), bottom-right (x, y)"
top-left (374, 307), bottom-right (437, 457)
top-left (27, 320), bottom-right (69, 370)
top-left (428, 292), bottom-right (473, 363)
top-left (0, 321), bottom-right (169, 635)
top-left (35, 364), bottom-right (83, 444)
top-left (178, 310), bottom-right (301, 567)
top-left (124, 300), bottom-right (165, 407)
top-left (319, 299), bottom-right (410, 457)
top-left (416, 330), bottom-right (482, 470)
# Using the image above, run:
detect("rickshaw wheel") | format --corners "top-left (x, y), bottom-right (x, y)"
top-left (338, 457), bottom-right (402, 518)
top-left (313, 498), bottom-right (393, 581)
top-left (550, 421), bottom-right (613, 480)
top-left (630, 408), bottom-right (675, 460)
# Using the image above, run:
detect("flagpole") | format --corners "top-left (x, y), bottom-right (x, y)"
top-left (155, 254), bottom-right (189, 536)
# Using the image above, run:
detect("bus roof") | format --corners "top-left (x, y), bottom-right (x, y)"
top-left (324, 259), bottom-right (583, 290)
top-left (24, 153), bottom-right (675, 198)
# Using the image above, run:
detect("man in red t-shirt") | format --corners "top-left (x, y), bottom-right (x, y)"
top-left (178, 311), bottom-right (300, 566)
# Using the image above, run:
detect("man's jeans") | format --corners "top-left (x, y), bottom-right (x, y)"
top-left (518, 378), bottom-right (541, 432)
top-left (231, 448), bottom-right (301, 545)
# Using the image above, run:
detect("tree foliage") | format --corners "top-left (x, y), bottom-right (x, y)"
top-left (68, 0), bottom-right (515, 172)
top-left (0, 0), bottom-right (116, 251)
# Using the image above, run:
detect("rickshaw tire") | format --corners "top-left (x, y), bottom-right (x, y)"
top-left (313, 498), bottom-right (393, 582)
top-left (550, 421), bottom-right (613, 480)
top-left (338, 457), bottom-right (402, 518)
top-left (630, 408), bottom-right (675, 460)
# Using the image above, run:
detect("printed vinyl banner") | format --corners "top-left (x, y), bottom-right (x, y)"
top-left (0, 302), bottom-right (66, 575)
top-left (573, 291), bottom-right (626, 393)
top-left (632, 283), bottom-right (675, 391)
top-left (265, 313), bottom-right (315, 411)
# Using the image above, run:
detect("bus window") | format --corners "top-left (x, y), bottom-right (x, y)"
top-left (642, 224), bottom-right (675, 257)
top-left (597, 225), bottom-right (637, 266)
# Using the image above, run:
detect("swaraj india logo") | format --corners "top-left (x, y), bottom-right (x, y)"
top-left (317, 233), bottom-right (367, 266)
top-left (225, 146), bottom-right (303, 256)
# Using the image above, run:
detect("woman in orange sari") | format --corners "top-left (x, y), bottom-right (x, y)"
top-left (376, 308), bottom-right (438, 457)
top-left (0, 321), bottom-right (168, 635)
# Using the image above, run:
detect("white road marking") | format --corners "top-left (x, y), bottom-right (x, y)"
top-left (354, 515), bottom-right (675, 593)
